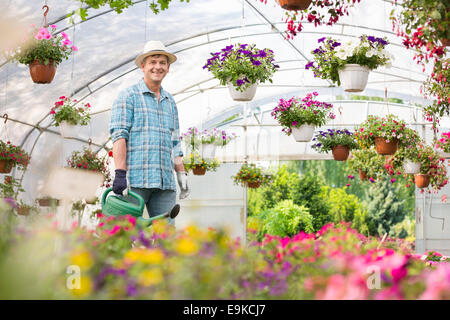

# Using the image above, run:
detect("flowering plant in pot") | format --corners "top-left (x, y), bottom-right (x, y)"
top-left (66, 147), bottom-right (112, 188)
top-left (311, 128), bottom-right (359, 161)
top-left (232, 163), bottom-right (271, 188)
top-left (435, 131), bottom-right (450, 156)
top-left (306, 35), bottom-right (392, 92)
top-left (180, 127), bottom-right (237, 158)
top-left (347, 148), bottom-right (386, 182)
top-left (271, 92), bottom-right (335, 142)
top-left (183, 152), bottom-right (220, 176)
top-left (16, 201), bottom-right (38, 217)
top-left (390, 0), bottom-right (449, 67)
top-left (414, 144), bottom-right (448, 190)
top-left (203, 43), bottom-right (279, 101)
top-left (8, 24), bottom-right (77, 83)
top-left (0, 140), bottom-right (31, 173)
top-left (51, 96), bottom-right (91, 138)
top-left (255, 0), bottom-right (362, 39)
top-left (0, 176), bottom-right (25, 200)
top-left (384, 128), bottom-right (423, 175)
top-left (354, 114), bottom-right (411, 155)
top-left (423, 58), bottom-right (450, 121)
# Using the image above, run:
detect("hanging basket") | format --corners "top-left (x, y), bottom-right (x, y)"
top-left (0, 159), bottom-right (14, 174)
top-left (247, 181), bottom-right (261, 189)
top-left (291, 123), bottom-right (315, 142)
top-left (17, 206), bottom-right (30, 216)
top-left (331, 145), bottom-right (350, 161)
top-left (227, 82), bottom-right (257, 102)
top-left (403, 159), bottom-right (421, 174)
top-left (29, 60), bottom-right (57, 84)
top-left (374, 137), bottom-right (398, 155)
top-left (338, 64), bottom-right (370, 92)
top-left (192, 167), bottom-right (206, 175)
top-left (59, 121), bottom-right (81, 139)
top-left (37, 198), bottom-right (60, 207)
top-left (414, 174), bottom-right (430, 189)
top-left (359, 170), bottom-right (367, 181)
top-left (277, 0), bottom-right (312, 10)
top-left (201, 143), bottom-right (216, 159)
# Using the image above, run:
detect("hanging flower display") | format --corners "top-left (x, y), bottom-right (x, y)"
top-left (232, 163), bottom-right (271, 188)
top-left (422, 58), bottom-right (450, 122)
top-left (347, 148), bottom-right (386, 182)
top-left (51, 96), bottom-right (91, 126)
top-left (183, 152), bottom-right (220, 176)
top-left (7, 24), bottom-right (78, 83)
top-left (307, 35), bottom-right (392, 92)
top-left (311, 129), bottom-right (359, 161)
top-left (413, 144), bottom-right (448, 190)
top-left (0, 140), bottom-right (31, 173)
top-left (435, 131), bottom-right (450, 154)
top-left (203, 43), bottom-right (279, 101)
top-left (271, 92), bottom-right (335, 142)
top-left (67, 147), bottom-right (112, 188)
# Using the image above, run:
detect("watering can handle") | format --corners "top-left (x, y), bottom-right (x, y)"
top-left (101, 187), bottom-right (145, 213)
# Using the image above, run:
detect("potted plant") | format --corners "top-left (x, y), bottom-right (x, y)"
top-left (347, 148), bottom-right (386, 181)
top-left (414, 144), bottom-right (448, 190)
top-left (311, 128), bottom-right (359, 161)
top-left (203, 43), bottom-right (279, 101)
top-left (271, 92), bottom-right (335, 142)
top-left (435, 131), bottom-right (450, 158)
top-left (8, 24), bottom-right (77, 84)
top-left (232, 163), bottom-right (270, 189)
top-left (0, 175), bottom-right (25, 200)
top-left (354, 114), bottom-right (415, 156)
top-left (51, 96), bottom-right (91, 138)
top-left (423, 58), bottom-right (450, 123)
top-left (255, 0), bottom-right (362, 39)
top-left (36, 196), bottom-right (60, 207)
top-left (16, 201), bottom-right (38, 216)
top-left (200, 128), bottom-right (237, 159)
top-left (306, 35), bottom-right (392, 92)
top-left (0, 140), bottom-right (31, 173)
top-left (183, 152), bottom-right (220, 176)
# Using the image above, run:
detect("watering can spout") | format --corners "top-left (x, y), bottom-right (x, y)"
top-left (136, 204), bottom-right (180, 228)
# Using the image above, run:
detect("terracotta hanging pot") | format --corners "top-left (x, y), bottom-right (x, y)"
top-left (331, 145), bottom-right (350, 161)
top-left (29, 60), bottom-right (57, 84)
top-left (17, 206), bottom-right (30, 216)
top-left (374, 137), bottom-right (398, 155)
top-left (359, 170), bottom-right (367, 181)
top-left (247, 181), bottom-right (261, 189)
top-left (192, 167), bottom-right (206, 175)
top-left (414, 174), bottom-right (430, 188)
top-left (37, 198), bottom-right (60, 207)
top-left (0, 159), bottom-right (14, 174)
top-left (278, 0), bottom-right (312, 10)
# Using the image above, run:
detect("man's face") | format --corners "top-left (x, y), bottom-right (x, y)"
top-left (140, 54), bottom-right (170, 84)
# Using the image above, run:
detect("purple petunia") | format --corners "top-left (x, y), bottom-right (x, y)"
top-left (318, 37), bottom-right (326, 43)
top-left (305, 61), bottom-right (315, 70)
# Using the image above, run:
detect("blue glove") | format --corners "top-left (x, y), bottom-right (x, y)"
top-left (113, 169), bottom-right (127, 195)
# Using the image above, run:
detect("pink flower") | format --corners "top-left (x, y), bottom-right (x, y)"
top-left (50, 109), bottom-right (56, 114)
top-left (61, 31), bottom-right (69, 39)
top-left (35, 34), bottom-right (44, 40)
top-left (108, 225), bottom-right (121, 235)
top-left (63, 39), bottom-right (72, 46)
top-left (45, 33), bottom-right (51, 40)
top-left (50, 24), bottom-right (57, 29)
top-left (71, 45), bottom-right (78, 51)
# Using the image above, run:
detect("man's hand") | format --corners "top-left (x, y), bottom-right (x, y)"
top-left (176, 171), bottom-right (190, 200)
top-left (113, 169), bottom-right (127, 195)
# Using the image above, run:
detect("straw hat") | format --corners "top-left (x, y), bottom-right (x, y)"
top-left (134, 40), bottom-right (177, 67)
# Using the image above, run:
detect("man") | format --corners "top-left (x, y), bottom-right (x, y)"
top-left (109, 40), bottom-right (189, 225)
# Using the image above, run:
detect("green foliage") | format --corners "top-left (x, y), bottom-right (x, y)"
top-left (258, 165), bottom-right (298, 209)
top-left (255, 200), bottom-right (314, 240)
top-left (203, 43), bottom-right (278, 91)
top-left (347, 148), bottom-right (386, 180)
top-left (0, 176), bottom-right (24, 199)
top-left (52, 96), bottom-right (91, 127)
top-left (0, 140), bottom-right (31, 170)
top-left (67, 147), bottom-right (112, 185)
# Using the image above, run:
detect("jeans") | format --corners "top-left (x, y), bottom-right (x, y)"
top-left (129, 187), bottom-right (176, 226)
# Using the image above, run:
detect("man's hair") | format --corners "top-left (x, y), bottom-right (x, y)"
top-left (142, 54), bottom-right (169, 66)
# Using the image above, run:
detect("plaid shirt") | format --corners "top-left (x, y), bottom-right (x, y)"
top-left (109, 78), bottom-right (183, 191)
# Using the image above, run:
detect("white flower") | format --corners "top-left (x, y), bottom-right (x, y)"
top-left (335, 50), bottom-right (348, 60)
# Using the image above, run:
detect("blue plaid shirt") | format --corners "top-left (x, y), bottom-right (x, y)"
top-left (109, 78), bottom-right (183, 191)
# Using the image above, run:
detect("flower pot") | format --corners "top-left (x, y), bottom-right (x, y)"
top-left (359, 170), bottom-right (367, 181)
top-left (374, 137), bottom-right (398, 155)
top-left (192, 167), bottom-right (206, 175)
top-left (29, 60), bottom-right (57, 84)
top-left (227, 82), bottom-right (257, 102)
top-left (291, 123), bottom-right (315, 142)
top-left (414, 174), bottom-right (430, 188)
top-left (0, 159), bottom-right (14, 174)
top-left (277, 0), bottom-right (312, 10)
top-left (85, 198), bottom-right (97, 205)
top-left (59, 121), bottom-right (81, 139)
top-left (37, 198), bottom-right (60, 207)
top-left (442, 38), bottom-right (450, 47)
top-left (403, 159), bottom-right (421, 174)
top-left (201, 143), bottom-right (216, 159)
top-left (17, 206), bottom-right (30, 216)
top-left (331, 145), bottom-right (350, 161)
top-left (338, 64), bottom-right (370, 92)
top-left (247, 181), bottom-right (261, 189)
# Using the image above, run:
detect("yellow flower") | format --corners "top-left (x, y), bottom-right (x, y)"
top-left (186, 225), bottom-right (205, 240)
top-left (124, 248), bottom-right (164, 265)
top-left (70, 249), bottom-right (93, 270)
top-left (138, 268), bottom-right (163, 287)
top-left (175, 238), bottom-right (199, 255)
top-left (71, 276), bottom-right (93, 297)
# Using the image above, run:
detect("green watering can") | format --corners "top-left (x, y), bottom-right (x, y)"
top-left (101, 187), bottom-right (180, 228)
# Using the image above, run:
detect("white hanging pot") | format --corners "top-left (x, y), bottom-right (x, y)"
top-left (291, 123), bottom-right (315, 142)
top-left (403, 159), bottom-right (421, 174)
top-left (59, 121), bottom-right (80, 139)
top-left (201, 143), bottom-right (216, 159)
top-left (227, 82), bottom-right (257, 102)
top-left (338, 64), bottom-right (370, 92)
